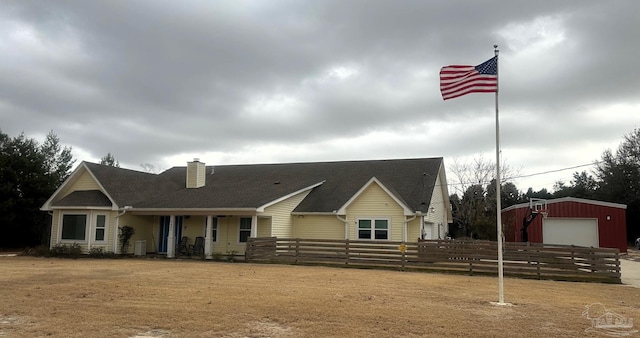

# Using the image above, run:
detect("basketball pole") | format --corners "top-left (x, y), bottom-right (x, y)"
top-left (494, 44), bottom-right (506, 305)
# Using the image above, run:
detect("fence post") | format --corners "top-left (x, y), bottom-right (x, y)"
top-left (345, 239), bottom-right (350, 265)
top-left (295, 238), bottom-right (300, 264)
top-left (401, 242), bottom-right (406, 271)
top-left (245, 238), bottom-right (252, 262)
top-left (536, 247), bottom-right (541, 280)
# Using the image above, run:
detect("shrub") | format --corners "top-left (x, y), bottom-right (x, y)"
top-left (211, 252), bottom-right (223, 261)
top-left (49, 243), bottom-right (82, 258)
top-left (225, 250), bottom-right (239, 262)
top-left (88, 247), bottom-right (116, 258)
top-left (118, 226), bottom-right (135, 254)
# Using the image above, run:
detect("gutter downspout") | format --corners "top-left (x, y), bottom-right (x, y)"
top-left (335, 212), bottom-right (348, 239)
top-left (403, 213), bottom-right (419, 242)
top-left (114, 206), bottom-right (132, 254)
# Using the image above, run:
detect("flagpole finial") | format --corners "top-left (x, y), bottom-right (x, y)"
top-left (494, 44), bottom-right (499, 56)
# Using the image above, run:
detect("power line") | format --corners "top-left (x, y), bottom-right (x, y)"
top-left (505, 161), bottom-right (601, 180)
top-left (446, 161), bottom-right (601, 188)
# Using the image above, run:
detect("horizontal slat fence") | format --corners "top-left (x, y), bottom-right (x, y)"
top-left (246, 237), bottom-right (620, 284)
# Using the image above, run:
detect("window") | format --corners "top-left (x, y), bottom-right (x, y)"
top-left (95, 215), bottom-right (106, 241)
top-left (357, 218), bottom-right (389, 240)
top-left (374, 220), bottom-right (389, 240)
top-left (358, 220), bottom-right (371, 239)
top-left (61, 214), bottom-right (87, 240)
top-left (239, 218), bottom-right (252, 243)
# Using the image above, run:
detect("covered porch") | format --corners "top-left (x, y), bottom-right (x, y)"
top-left (119, 210), bottom-right (271, 258)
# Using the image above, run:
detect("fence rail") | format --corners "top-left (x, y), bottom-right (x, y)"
top-left (245, 237), bottom-right (621, 284)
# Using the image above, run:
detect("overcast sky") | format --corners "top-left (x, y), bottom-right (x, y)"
top-left (2, 1), bottom-right (639, 193)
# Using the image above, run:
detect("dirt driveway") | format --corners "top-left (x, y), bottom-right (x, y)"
top-left (622, 248), bottom-right (640, 287)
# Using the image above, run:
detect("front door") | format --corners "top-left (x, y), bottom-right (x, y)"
top-left (158, 216), bottom-right (183, 253)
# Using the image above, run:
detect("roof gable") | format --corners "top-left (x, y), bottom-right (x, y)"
top-left (293, 158), bottom-right (442, 214)
top-left (41, 162), bottom-right (118, 211)
top-left (336, 177), bottom-right (413, 215)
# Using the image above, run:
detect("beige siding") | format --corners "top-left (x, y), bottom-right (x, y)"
top-left (186, 161), bottom-right (206, 188)
top-left (424, 172), bottom-right (449, 238)
top-left (264, 190), bottom-right (311, 238)
top-left (181, 216), bottom-right (207, 240)
top-left (294, 215), bottom-right (344, 239)
top-left (57, 170), bottom-right (102, 201)
top-left (407, 218), bottom-right (421, 242)
top-left (118, 214), bottom-right (155, 253)
top-left (213, 216), bottom-right (249, 254)
top-left (346, 182), bottom-right (406, 241)
top-left (257, 217), bottom-right (272, 237)
top-left (50, 210), bottom-right (61, 248)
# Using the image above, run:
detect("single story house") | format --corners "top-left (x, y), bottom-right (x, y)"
top-left (41, 157), bottom-right (453, 257)
top-left (501, 197), bottom-right (627, 252)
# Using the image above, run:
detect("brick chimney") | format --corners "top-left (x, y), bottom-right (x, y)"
top-left (186, 158), bottom-right (206, 188)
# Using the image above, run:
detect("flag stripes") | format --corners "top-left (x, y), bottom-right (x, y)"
top-left (440, 56), bottom-right (497, 100)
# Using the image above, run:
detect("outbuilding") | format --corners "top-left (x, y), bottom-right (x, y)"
top-left (501, 197), bottom-right (627, 253)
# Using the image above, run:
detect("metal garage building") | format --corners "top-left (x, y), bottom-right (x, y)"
top-left (501, 197), bottom-right (627, 253)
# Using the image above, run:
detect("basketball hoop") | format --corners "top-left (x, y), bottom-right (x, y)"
top-left (534, 209), bottom-right (548, 218)
top-left (529, 198), bottom-right (549, 218)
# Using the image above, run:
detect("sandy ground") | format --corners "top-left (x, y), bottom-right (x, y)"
top-left (1, 256), bottom-right (640, 337)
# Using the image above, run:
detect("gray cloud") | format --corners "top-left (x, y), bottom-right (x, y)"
top-left (1, 0), bottom-right (639, 191)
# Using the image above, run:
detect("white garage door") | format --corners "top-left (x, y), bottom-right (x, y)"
top-left (542, 218), bottom-right (599, 248)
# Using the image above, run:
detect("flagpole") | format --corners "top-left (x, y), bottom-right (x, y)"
top-left (494, 44), bottom-right (506, 305)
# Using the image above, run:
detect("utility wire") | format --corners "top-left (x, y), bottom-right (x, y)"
top-left (446, 161), bottom-right (601, 188)
top-left (505, 161), bottom-right (601, 181)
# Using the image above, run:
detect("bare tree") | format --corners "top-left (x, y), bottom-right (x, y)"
top-left (140, 162), bottom-right (159, 173)
top-left (448, 154), bottom-right (519, 197)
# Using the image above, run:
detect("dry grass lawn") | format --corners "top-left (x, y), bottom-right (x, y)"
top-left (1, 256), bottom-right (639, 337)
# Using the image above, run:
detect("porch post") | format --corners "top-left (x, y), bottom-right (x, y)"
top-left (251, 215), bottom-right (258, 238)
top-left (167, 215), bottom-right (175, 258)
top-left (205, 215), bottom-right (213, 260)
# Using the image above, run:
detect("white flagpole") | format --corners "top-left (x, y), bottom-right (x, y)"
top-left (494, 44), bottom-right (506, 305)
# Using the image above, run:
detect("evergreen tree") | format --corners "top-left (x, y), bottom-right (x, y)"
top-left (594, 128), bottom-right (640, 242)
top-left (100, 152), bottom-right (120, 167)
top-left (0, 130), bottom-right (75, 248)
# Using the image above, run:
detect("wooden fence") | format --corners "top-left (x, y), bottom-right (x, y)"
top-left (245, 237), bottom-right (621, 284)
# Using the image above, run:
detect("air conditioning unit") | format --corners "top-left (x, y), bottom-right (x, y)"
top-left (134, 240), bottom-right (147, 256)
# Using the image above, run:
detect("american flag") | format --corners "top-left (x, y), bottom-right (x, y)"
top-left (440, 56), bottom-right (498, 100)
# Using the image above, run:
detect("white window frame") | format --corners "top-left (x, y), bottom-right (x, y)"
top-left (60, 212), bottom-right (89, 243)
top-left (93, 213), bottom-right (109, 243)
top-left (58, 210), bottom-right (110, 245)
top-left (357, 218), bottom-right (390, 240)
top-left (238, 217), bottom-right (252, 243)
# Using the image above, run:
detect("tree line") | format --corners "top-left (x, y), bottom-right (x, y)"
top-left (449, 129), bottom-right (640, 243)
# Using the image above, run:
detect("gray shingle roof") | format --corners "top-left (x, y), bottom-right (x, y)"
top-left (81, 158), bottom-right (443, 213)
top-left (52, 190), bottom-right (112, 207)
